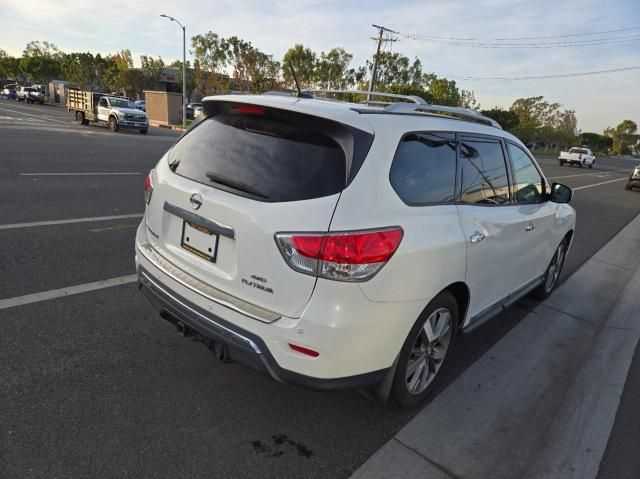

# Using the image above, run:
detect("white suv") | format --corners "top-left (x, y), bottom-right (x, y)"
top-left (135, 92), bottom-right (575, 408)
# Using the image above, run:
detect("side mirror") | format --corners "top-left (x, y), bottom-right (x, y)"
top-left (550, 182), bottom-right (573, 204)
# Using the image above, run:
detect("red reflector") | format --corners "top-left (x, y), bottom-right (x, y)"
top-left (144, 169), bottom-right (154, 204)
top-left (232, 104), bottom-right (265, 116)
top-left (288, 343), bottom-right (320, 358)
top-left (144, 173), bottom-right (153, 192)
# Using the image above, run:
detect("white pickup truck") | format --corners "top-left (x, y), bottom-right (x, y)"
top-left (67, 88), bottom-right (148, 134)
top-left (558, 147), bottom-right (595, 168)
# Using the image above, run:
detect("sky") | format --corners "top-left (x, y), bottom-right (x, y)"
top-left (1, 0), bottom-right (639, 133)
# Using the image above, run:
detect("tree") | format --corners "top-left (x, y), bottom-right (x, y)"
top-left (423, 74), bottom-right (460, 106)
top-left (315, 48), bottom-right (353, 89)
top-left (170, 60), bottom-right (197, 99)
top-left (61, 52), bottom-right (107, 90)
top-left (578, 132), bottom-right (613, 152)
top-left (282, 44), bottom-right (316, 89)
top-left (481, 107), bottom-right (520, 131)
top-left (19, 40), bottom-right (63, 84)
top-left (510, 96), bottom-right (577, 147)
top-left (191, 32), bottom-right (230, 95)
top-left (102, 50), bottom-right (140, 95)
top-left (604, 120), bottom-right (638, 155)
top-left (0, 50), bottom-right (18, 84)
top-left (140, 54), bottom-right (165, 90)
top-left (368, 52), bottom-right (422, 89)
top-left (243, 48), bottom-right (280, 93)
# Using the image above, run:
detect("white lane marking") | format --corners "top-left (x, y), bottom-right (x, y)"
top-left (0, 115), bottom-right (45, 123)
top-left (573, 177), bottom-right (629, 190)
top-left (548, 168), bottom-right (629, 180)
top-left (0, 275), bottom-right (138, 311)
top-left (0, 105), bottom-right (73, 125)
top-left (0, 213), bottom-right (143, 230)
top-left (20, 172), bottom-right (141, 176)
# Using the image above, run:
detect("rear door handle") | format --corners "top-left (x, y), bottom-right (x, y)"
top-left (525, 223), bottom-right (535, 232)
top-left (470, 232), bottom-right (485, 244)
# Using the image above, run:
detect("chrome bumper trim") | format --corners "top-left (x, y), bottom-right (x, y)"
top-left (139, 269), bottom-right (262, 354)
top-left (136, 242), bottom-right (281, 323)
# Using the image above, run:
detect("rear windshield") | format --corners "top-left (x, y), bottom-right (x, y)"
top-left (570, 148), bottom-right (589, 154)
top-left (168, 103), bottom-right (373, 202)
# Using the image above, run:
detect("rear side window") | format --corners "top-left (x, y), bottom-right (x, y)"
top-left (390, 132), bottom-right (457, 205)
top-left (459, 139), bottom-right (510, 205)
top-left (168, 103), bottom-right (373, 202)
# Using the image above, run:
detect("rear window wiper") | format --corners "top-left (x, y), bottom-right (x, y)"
top-left (205, 172), bottom-right (269, 199)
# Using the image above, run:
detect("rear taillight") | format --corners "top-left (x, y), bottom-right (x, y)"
top-left (275, 227), bottom-right (403, 282)
top-left (144, 169), bottom-right (154, 204)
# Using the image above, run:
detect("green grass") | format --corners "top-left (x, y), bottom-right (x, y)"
top-left (530, 148), bottom-right (561, 158)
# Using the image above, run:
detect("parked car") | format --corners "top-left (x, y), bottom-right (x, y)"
top-left (625, 166), bottom-right (640, 191)
top-left (1, 85), bottom-right (17, 100)
top-left (193, 106), bottom-right (204, 121)
top-left (558, 147), bottom-right (595, 168)
top-left (135, 92), bottom-right (575, 408)
top-left (135, 100), bottom-right (146, 112)
top-left (186, 102), bottom-right (202, 119)
top-left (25, 85), bottom-right (45, 104)
top-left (67, 88), bottom-right (148, 134)
top-left (16, 86), bottom-right (35, 102)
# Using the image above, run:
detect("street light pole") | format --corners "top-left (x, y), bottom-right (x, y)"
top-left (160, 14), bottom-right (186, 129)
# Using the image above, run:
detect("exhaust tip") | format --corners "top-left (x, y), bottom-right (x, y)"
top-left (176, 321), bottom-right (188, 337)
top-left (212, 342), bottom-right (232, 363)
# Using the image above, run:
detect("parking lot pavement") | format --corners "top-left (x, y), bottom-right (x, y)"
top-left (1, 105), bottom-right (640, 478)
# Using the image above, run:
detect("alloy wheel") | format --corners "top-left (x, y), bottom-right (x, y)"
top-left (405, 308), bottom-right (453, 395)
top-left (545, 243), bottom-right (566, 293)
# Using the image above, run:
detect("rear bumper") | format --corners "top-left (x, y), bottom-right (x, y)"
top-left (137, 264), bottom-right (389, 390)
top-left (559, 157), bottom-right (583, 163)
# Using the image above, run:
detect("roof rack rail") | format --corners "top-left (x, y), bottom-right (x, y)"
top-left (301, 89), bottom-right (427, 106)
top-left (262, 88), bottom-right (501, 129)
top-left (384, 103), bottom-right (502, 129)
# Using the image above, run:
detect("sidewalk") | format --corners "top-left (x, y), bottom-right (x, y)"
top-left (352, 214), bottom-right (640, 479)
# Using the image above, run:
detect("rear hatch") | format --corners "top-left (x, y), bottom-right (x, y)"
top-left (144, 100), bottom-right (373, 319)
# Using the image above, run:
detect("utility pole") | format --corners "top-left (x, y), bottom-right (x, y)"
top-left (367, 24), bottom-right (398, 103)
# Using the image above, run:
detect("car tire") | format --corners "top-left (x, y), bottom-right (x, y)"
top-left (39, 101), bottom-right (44, 105)
top-left (75, 111), bottom-right (85, 124)
top-left (579, 161), bottom-right (584, 168)
top-left (532, 239), bottom-right (568, 300)
top-left (391, 290), bottom-right (458, 409)
top-left (625, 182), bottom-right (633, 191)
top-left (559, 160), bottom-right (565, 166)
top-left (139, 128), bottom-right (148, 135)
top-left (109, 116), bottom-right (119, 132)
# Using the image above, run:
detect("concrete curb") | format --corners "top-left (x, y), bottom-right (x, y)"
top-left (351, 214), bottom-right (640, 479)
top-left (148, 121), bottom-right (185, 133)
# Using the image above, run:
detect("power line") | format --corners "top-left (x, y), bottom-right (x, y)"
top-left (396, 32), bottom-right (640, 48)
top-left (443, 65), bottom-right (640, 81)
top-left (390, 26), bottom-right (640, 42)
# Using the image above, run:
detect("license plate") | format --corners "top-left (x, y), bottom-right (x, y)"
top-left (181, 221), bottom-right (219, 262)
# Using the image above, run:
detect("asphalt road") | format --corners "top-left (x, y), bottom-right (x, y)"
top-left (1, 99), bottom-right (639, 478)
